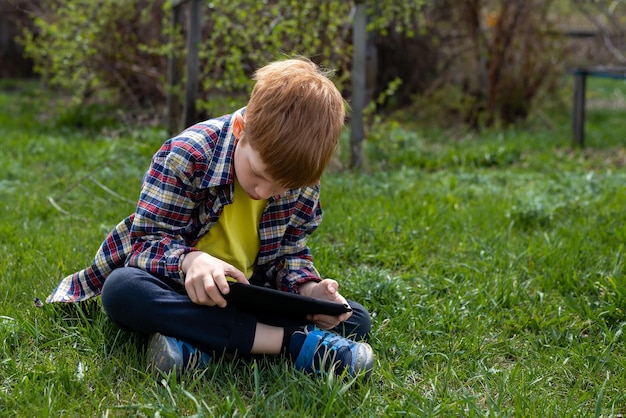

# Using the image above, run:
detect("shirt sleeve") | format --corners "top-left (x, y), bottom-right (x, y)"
top-left (125, 136), bottom-right (212, 283)
top-left (260, 186), bottom-right (324, 294)
top-left (280, 199), bottom-right (324, 294)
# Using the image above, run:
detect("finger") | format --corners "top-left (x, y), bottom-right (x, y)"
top-left (191, 279), bottom-right (216, 306)
top-left (323, 279), bottom-right (339, 294)
top-left (207, 287), bottom-right (226, 307)
top-left (203, 276), bottom-right (227, 307)
top-left (212, 271), bottom-right (231, 295)
top-left (185, 281), bottom-right (199, 304)
top-left (193, 286), bottom-right (217, 306)
top-left (312, 314), bottom-right (340, 329)
top-left (226, 267), bottom-right (249, 285)
top-left (338, 311), bottom-right (352, 322)
top-left (185, 277), bottom-right (209, 305)
top-left (318, 320), bottom-right (339, 330)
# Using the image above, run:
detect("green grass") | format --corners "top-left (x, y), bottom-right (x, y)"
top-left (1, 77), bottom-right (626, 416)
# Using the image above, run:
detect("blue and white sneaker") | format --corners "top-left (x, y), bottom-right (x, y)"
top-left (289, 326), bottom-right (374, 378)
top-left (147, 333), bottom-right (211, 377)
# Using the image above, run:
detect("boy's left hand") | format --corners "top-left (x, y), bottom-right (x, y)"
top-left (300, 279), bottom-right (353, 330)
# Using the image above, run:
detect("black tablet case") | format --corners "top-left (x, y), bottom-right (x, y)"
top-left (224, 283), bottom-right (352, 317)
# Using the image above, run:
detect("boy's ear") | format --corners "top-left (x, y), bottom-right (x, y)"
top-left (232, 114), bottom-right (245, 140)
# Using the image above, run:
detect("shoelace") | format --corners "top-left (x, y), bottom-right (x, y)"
top-left (316, 332), bottom-right (354, 373)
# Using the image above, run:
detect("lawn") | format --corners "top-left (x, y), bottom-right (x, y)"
top-left (1, 77), bottom-right (626, 416)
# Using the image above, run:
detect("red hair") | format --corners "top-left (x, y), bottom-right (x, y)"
top-left (243, 58), bottom-right (345, 188)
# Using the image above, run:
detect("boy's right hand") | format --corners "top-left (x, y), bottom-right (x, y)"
top-left (182, 251), bottom-right (248, 307)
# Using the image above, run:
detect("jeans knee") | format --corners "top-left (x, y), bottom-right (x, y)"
top-left (352, 301), bottom-right (372, 339)
top-left (101, 268), bottom-right (144, 329)
top-left (338, 300), bottom-right (371, 341)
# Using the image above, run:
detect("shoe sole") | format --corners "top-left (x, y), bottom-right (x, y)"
top-left (147, 333), bottom-right (182, 376)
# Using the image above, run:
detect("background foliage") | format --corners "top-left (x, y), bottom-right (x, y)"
top-left (20, 1), bottom-right (167, 109)
top-left (16, 0), bottom-right (573, 128)
top-left (18, 0), bottom-right (422, 115)
top-left (434, 0), bottom-right (563, 126)
top-left (572, 0), bottom-right (626, 64)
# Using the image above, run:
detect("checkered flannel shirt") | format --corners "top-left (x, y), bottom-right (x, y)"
top-left (46, 108), bottom-right (323, 303)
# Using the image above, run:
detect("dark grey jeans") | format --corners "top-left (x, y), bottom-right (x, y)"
top-left (101, 267), bottom-right (371, 355)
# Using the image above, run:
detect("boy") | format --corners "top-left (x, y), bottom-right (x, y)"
top-left (47, 58), bottom-right (374, 378)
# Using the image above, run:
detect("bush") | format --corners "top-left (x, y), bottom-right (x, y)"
top-left (427, 0), bottom-right (567, 127)
top-left (20, 1), bottom-right (167, 111)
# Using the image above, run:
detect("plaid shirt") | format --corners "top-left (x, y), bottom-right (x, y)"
top-left (46, 108), bottom-right (323, 303)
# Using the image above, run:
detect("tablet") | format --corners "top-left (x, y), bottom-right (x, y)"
top-left (223, 283), bottom-right (352, 317)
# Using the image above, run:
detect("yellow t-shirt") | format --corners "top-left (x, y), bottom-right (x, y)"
top-left (196, 178), bottom-right (267, 278)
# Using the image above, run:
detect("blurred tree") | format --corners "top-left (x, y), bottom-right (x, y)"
top-left (423, 0), bottom-right (564, 127)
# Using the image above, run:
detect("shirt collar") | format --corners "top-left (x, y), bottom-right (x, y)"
top-left (203, 107), bottom-right (245, 189)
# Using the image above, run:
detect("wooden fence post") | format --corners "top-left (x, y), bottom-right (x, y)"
top-left (184, 0), bottom-right (201, 128)
top-left (572, 69), bottom-right (587, 148)
top-left (166, 3), bottom-right (184, 135)
top-left (166, 0), bottom-right (201, 134)
top-left (350, 0), bottom-right (367, 169)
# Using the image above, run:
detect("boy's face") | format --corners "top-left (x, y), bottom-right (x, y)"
top-left (234, 139), bottom-right (287, 200)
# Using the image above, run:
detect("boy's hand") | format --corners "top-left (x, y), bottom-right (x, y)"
top-left (300, 279), bottom-right (353, 330)
top-left (182, 251), bottom-right (248, 307)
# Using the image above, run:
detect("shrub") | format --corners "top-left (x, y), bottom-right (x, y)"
top-left (20, 0), bottom-right (167, 111)
top-left (430, 0), bottom-right (566, 127)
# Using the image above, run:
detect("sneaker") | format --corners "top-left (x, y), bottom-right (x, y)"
top-left (146, 333), bottom-right (211, 377)
top-left (288, 326), bottom-right (374, 378)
